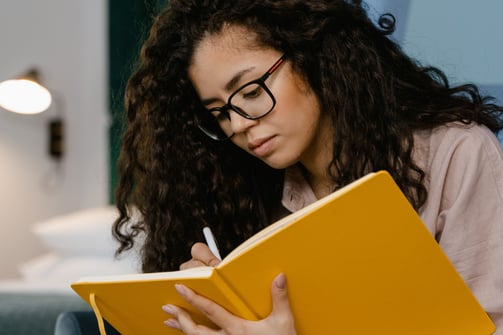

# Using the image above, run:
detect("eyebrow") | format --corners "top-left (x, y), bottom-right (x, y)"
top-left (200, 66), bottom-right (255, 107)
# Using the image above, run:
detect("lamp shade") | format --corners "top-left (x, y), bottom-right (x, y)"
top-left (0, 69), bottom-right (52, 115)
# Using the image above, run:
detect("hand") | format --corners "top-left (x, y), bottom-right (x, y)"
top-left (162, 273), bottom-right (297, 335)
top-left (179, 242), bottom-right (221, 270)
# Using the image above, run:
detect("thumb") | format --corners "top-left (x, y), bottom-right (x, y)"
top-left (270, 273), bottom-right (292, 315)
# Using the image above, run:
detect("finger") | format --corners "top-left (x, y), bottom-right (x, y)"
top-left (163, 303), bottom-right (217, 334)
top-left (270, 273), bottom-right (295, 327)
top-left (162, 304), bottom-right (183, 330)
top-left (162, 305), bottom-right (182, 330)
top-left (175, 283), bottom-right (242, 332)
top-left (180, 259), bottom-right (208, 270)
top-left (191, 242), bottom-right (221, 267)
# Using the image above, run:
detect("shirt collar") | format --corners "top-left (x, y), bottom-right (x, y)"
top-left (281, 164), bottom-right (318, 213)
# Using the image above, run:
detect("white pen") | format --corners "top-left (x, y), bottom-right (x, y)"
top-left (202, 226), bottom-right (222, 261)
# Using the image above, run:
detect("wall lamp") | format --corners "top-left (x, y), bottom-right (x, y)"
top-left (0, 68), bottom-right (64, 160)
top-left (0, 68), bottom-right (52, 114)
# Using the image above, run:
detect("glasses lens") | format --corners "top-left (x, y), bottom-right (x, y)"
top-left (197, 82), bottom-right (275, 141)
top-left (196, 108), bottom-right (233, 140)
top-left (230, 82), bottom-right (274, 118)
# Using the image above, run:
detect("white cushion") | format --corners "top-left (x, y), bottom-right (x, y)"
top-left (31, 206), bottom-right (120, 257)
top-left (18, 252), bottom-right (140, 282)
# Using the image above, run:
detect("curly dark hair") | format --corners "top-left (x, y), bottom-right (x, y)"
top-left (113, 0), bottom-right (503, 272)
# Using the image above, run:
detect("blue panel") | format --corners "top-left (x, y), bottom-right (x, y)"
top-left (364, 0), bottom-right (411, 44)
top-left (479, 85), bottom-right (503, 146)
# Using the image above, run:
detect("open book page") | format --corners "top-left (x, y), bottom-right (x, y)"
top-left (73, 265), bottom-right (214, 283)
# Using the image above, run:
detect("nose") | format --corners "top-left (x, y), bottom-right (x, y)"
top-left (228, 111), bottom-right (258, 134)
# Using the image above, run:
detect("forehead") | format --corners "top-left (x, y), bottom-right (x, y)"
top-left (205, 24), bottom-right (258, 48)
top-left (192, 25), bottom-right (261, 63)
top-left (188, 25), bottom-right (278, 94)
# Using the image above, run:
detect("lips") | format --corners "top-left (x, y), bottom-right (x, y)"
top-left (248, 135), bottom-right (276, 157)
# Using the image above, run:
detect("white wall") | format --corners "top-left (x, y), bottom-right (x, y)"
top-left (0, 1), bottom-right (108, 278)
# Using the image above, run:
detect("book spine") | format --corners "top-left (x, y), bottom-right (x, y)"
top-left (213, 270), bottom-right (259, 320)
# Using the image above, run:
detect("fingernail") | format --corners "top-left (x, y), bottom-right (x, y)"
top-left (275, 273), bottom-right (286, 289)
top-left (164, 318), bottom-right (180, 329)
top-left (175, 284), bottom-right (188, 297)
top-left (162, 304), bottom-right (176, 315)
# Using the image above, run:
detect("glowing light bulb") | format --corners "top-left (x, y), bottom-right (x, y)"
top-left (0, 78), bottom-right (52, 114)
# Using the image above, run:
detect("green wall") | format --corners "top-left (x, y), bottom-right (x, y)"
top-left (108, 0), bottom-right (166, 202)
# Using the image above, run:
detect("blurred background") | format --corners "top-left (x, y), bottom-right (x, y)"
top-left (0, 0), bottom-right (501, 280)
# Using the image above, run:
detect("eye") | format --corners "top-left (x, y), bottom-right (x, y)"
top-left (210, 109), bottom-right (230, 123)
top-left (239, 84), bottom-right (264, 100)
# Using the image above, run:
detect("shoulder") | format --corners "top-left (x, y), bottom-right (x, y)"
top-left (415, 124), bottom-right (503, 327)
top-left (413, 121), bottom-right (502, 150)
top-left (413, 122), bottom-right (503, 233)
top-left (413, 122), bottom-right (503, 178)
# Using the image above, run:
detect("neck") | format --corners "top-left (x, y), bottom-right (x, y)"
top-left (302, 167), bottom-right (335, 199)
top-left (299, 115), bottom-right (335, 199)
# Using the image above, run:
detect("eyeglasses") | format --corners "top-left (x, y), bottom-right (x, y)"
top-left (195, 54), bottom-right (286, 141)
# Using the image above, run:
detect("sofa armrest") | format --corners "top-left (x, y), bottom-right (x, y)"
top-left (54, 311), bottom-right (120, 335)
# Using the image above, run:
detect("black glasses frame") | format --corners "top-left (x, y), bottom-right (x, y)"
top-left (196, 54), bottom-right (287, 141)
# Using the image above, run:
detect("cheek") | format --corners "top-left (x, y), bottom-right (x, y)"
top-left (230, 136), bottom-right (250, 153)
top-left (276, 89), bottom-right (321, 135)
top-left (275, 72), bottom-right (320, 121)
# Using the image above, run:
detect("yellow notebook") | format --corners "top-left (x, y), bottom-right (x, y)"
top-left (71, 171), bottom-right (495, 335)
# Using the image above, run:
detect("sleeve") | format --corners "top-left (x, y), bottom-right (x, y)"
top-left (425, 125), bottom-right (503, 333)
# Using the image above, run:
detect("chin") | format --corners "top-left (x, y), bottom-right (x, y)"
top-left (260, 156), bottom-right (298, 170)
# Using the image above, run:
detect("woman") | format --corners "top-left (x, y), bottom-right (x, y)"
top-left (113, 0), bottom-right (503, 334)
